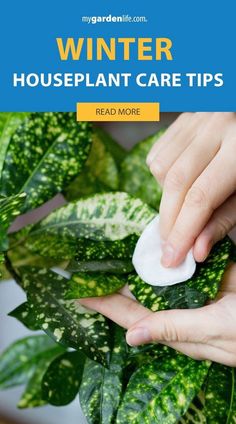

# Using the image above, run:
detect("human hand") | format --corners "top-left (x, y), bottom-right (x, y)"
top-left (146, 112), bottom-right (236, 267)
top-left (80, 263), bottom-right (236, 366)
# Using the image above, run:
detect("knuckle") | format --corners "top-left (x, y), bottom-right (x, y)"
top-left (150, 160), bottom-right (166, 182)
top-left (216, 215), bottom-right (234, 238)
top-left (165, 168), bottom-right (186, 191)
top-left (185, 185), bottom-right (210, 210)
top-left (161, 318), bottom-right (180, 342)
top-left (178, 112), bottom-right (193, 125)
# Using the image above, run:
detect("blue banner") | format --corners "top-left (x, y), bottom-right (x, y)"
top-left (0, 0), bottom-right (235, 111)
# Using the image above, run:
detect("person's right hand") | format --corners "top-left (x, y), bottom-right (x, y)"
top-left (146, 112), bottom-right (236, 267)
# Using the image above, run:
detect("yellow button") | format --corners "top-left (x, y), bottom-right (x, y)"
top-left (76, 102), bottom-right (160, 122)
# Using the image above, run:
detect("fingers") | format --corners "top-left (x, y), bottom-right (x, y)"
top-left (146, 113), bottom-right (191, 166)
top-left (162, 341), bottom-right (236, 366)
top-left (161, 143), bottom-right (236, 267)
top-left (194, 193), bottom-right (236, 262)
top-left (126, 304), bottom-right (217, 346)
top-left (148, 113), bottom-right (206, 185)
top-left (159, 133), bottom-right (220, 240)
top-left (79, 293), bottom-right (151, 329)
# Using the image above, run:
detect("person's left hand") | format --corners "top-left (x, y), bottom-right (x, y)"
top-left (80, 263), bottom-right (236, 366)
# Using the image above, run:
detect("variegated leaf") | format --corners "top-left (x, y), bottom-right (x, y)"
top-left (18, 347), bottom-right (64, 409)
top-left (65, 127), bottom-right (121, 200)
top-left (0, 113), bottom-right (92, 211)
top-left (67, 259), bottom-right (134, 274)
top-left (79, 326), bottom-right (127, 424)
top-left (20, 267), bottom-right (111, 366)
top-left (116, 354), bottom-right (210, 424)
top-left (0, 193), bottom-right (27, 250)
top-left (42, 351), bottom-right (85, 406)
top-left (179, 392), bottom-right (206, 424)
top-left (9, 302), bottom-right (41, 331)
top-left (26, 234), bottom-right (138, 261)
top-left (0, 113), bottom-right (28, 177)
top-left (204, 363), bottom-right (236, 423)
top-left (129, 238), bottom-right (232, 311)
top-left (25, 192), bottom-right (156, 245)
top-left (0, 335), bottom-right (64, 389)
top-left (120, 130), bottom-right (163, 209)
top-left (65, 272), bottom-right (126, 299)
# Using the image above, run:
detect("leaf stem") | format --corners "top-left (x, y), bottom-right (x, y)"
top-left (4, 252), bottom-right (22, 286)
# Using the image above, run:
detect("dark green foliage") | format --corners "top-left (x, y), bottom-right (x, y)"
top-left (42, 351), bottom-right (86, 406)
top-left (0, 113), bottom-right (235, 423)
top-left (120, 130), bottom-right (163, 209)
top-left (0, 113), bottom-right (92, 211)
top-left (129, 238), bottom-right (232, 311)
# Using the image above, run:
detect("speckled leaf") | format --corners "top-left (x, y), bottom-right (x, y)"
top-left (9, 302), bottom-right (41, 331)
top-left (179, 392), bottom-right (206, 424)
top-left (65, 127), bottom-right (120, 200)
top-left (120, 131), bottom-right (163, 209)
top-left (0, 113), bottom-right (92, 211)
top-left (65, 272), bottom-right (126, 299)
top-left (26, 192), bottom-right (156, 245)
top-left (0, 335), bottom-right (64, 389)
top-left (80, 326), bottom-right (127, 424)
top-left (204, 363), bottom-right (236, 423)
top-left (75, 235), bottom-right (138, 260)
top-left (0, 193), bottom-right (27, 250)
top-left (42, 351), bottom-right (85, 406)
top-left (67, 259), bottom-right (134, 274)
top-left (20, 267), bottom-right (111, 366)
top-left (129, 238), bottom-right (232, 311)
top-left (0, 113), bottom-right (28, 177)
top-left (116, 354), bottom-right (210, 424)
top-left (18, 347), bottom-right (64, 409)
top-left (26, 233), bottom-right (138, 261)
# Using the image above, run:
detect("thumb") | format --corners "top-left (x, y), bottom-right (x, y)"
top-left (194, 193), bottom-right (236, 262)
top-left (126, 305), bottom-right (216, 346)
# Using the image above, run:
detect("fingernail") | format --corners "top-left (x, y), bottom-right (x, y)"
top-left (161, 244), bottom-right (175, 267)
top-left (126, 327), bottom-right (151, 346)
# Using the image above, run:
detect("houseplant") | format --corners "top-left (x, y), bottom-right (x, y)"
top-left (0, 112), bottom-right (235, 423)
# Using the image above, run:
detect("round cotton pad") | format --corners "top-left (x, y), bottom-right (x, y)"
top-left (132, 215), bottom-right (196, 286)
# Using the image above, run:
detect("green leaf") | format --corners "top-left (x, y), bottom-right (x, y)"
top-left (0, 113), bottom-right (28, 178)
top-left (9, 302), bottom-right (41, 331)
top-left (65, 127), bottom-right (120, 200)
top-left (179, 392), bottom-right (206, 424)
top-left (95, 126), bottom-right (126, 165)
top-left (65, 272), bottom-right (126, 299)
top-left (75, 235), bottom-right (138, 260)
top-left (18, 347), bottom-right (64, 409)
top-left (26, 234), bottom-right (138, 261)
top-left (0, 335), bottom-right (64, 389)
top-left (42, 351), bottom-right (85, 406)
top-left (67, 259), bottom-right (134, 274)
top-left (21, 267), bottom-right (111, 366)
top-left (0, 193), bottom-right (27, 250)
top-left (80, 326), bottom-right (127, 424)
top-left (26, 192), bottom-right (156, 244)
top-left (129, 238), bottom-right (232, 311)
top-left (0, 113), bottom-right (92, 211)
top-left (116, 354), bottom-right (210, 424)
top-left (204, 363), bottom-right (236, 423)
top-left (120, 131), bottom-right (163, 209)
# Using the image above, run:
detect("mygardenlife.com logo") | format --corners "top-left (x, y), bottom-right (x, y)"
top-left (81, 14), bottom-right (148, 24)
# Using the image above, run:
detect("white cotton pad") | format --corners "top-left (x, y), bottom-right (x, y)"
top-left (132, 215), bottom-right (196, 286)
